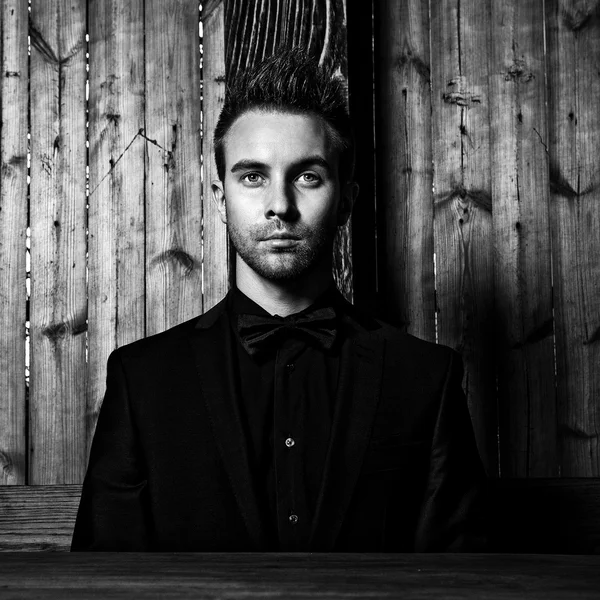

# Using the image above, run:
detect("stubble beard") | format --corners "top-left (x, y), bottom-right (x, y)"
top-left (227, 221), bottom-right (336, 282)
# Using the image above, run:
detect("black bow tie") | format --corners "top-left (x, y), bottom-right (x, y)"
top-left (237, 306), bottom-right (337, 357)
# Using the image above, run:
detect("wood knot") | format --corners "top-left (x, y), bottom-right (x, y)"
top-left (443, 77), bottom-right (481, 107)
top-left (505, 59), bottom-right (534, 83)
top-left (42, 321), bottom-right (68, 342)
top-left (151, 248), bottom-right (198, 276)
top-left (0, 450), bottom-right (13, 475)
top-left (106, 113), bottom-right (121, 125)
top-left (584, 325), bottom-right (600, 346)
top-left (562, 6), bottom-right (594, 31)
top-left (41, 315), bottom-right (87, 343)
top-left (396, 44), bottom-right (430, 81)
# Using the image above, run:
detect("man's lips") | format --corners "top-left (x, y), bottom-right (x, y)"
top-left (261, 233), bottom-right (302, 241)
top-left (260, 233), bottom-right (302, 248)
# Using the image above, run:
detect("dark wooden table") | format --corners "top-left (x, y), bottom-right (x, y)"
top-left (1, 553), bottom-right (599, 598)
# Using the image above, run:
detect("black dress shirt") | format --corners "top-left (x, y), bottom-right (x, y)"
top-left (227, 287), bottom-right (342, 551)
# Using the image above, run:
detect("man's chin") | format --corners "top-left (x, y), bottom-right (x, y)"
top-left (241, 253), bottom-right (316, 282)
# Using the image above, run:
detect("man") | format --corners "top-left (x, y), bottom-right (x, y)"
top-left (72, 49), bottom-right (487, 552)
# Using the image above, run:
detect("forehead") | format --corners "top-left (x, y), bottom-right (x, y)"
top-left (222, 109), bottom-right (336, 170)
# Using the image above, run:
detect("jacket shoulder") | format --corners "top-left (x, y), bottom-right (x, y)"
top-left (348, 302), bottom-right (457, 365)
top-left (112, 296), bottom-right (227, 364)
top-left (377, 318), bottom-right (456, 359)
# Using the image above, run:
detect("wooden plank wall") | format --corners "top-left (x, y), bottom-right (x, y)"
top-left (0, 0), bottom-right (598, 490)
top-left (29, 0), bottom-right (88, 484)
top-left (490, 0), bottom-right (556, 477)
top-left (0, 0), bottom-right (28, 485)
top-left (546, 0), bottom-right (600, 477)
top-left (373, 0), bottom-right (599, 476)
top-left (87, 0), bottom-right (146, 461)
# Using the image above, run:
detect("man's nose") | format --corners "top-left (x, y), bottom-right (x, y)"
top-left (264, 180), bottom-right (298, 222)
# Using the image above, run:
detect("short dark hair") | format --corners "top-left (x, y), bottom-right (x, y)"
top-left (213, 48), bottom-right (354, 184)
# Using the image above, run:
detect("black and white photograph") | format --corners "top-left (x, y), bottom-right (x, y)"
top-left (0, 0), bottom-right (599, 597)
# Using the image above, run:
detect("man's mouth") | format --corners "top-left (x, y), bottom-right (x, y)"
top-left (261, 232), bottom-right (302, 241)
top-left (261, 232), bottom-right (302, 248)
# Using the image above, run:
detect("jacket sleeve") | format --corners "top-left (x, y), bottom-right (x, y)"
top-left (414, 349), bottom-right (489, 552)
top-left (71, 350), bottom-right (151, 551)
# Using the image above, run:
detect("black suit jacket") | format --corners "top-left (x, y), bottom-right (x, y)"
top-left (71, 293), bottom-right (487, 552)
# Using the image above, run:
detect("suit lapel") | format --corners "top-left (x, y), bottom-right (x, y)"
top-left (187, 297), bottom-right (269, 550)
top-left (309, 320), bottom-right (386, 551)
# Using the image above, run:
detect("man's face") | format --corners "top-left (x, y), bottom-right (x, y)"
top-left (212, 109), bottom-right (354, 283)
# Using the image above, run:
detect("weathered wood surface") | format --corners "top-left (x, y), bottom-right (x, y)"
top-left (145, 0), bottom-right (203, 336)
top-left (374, 0), bottom-right (435, 341)
top-left (1, 553), bottom-right (600, 598)
top-left (346, 0), bottom-right (376, 314)
top-left (0, 0), bottom-right (28, 485)
top-left (546, 0), bottom-right (600, 477)
top-left (224, 0), bottom-right (348, 78)
top-left (29, 0), bottom-right (88, 484)
top-left (488, 478), bottom-right (600, 554)
top-left (489, 0), bottom-right (556, 477)
top-left (0, 485), bottom-right (81, 551)
top-left (3, 479), bottom-right (600, 555)
top-left (87, 0), bottom-right (146, 457)
top-left (430, 0), bottom-right (496, 474)
top-left (202, 0), bottom-right (229, 311)
top-left (224, 0), bottom-right (353, 301)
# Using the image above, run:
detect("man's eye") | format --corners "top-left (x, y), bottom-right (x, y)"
top-left (298, 172), bottom-right (321, 185)
top-left (241, 173), bottom-right (263, 185)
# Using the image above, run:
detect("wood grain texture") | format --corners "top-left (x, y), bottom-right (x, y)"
top-left (225, 0), bottom-right (348, 79)
top-left (345, 0), bottom-right (376, 313)
top-left (374, 0), bottom-right (435, 340)
top-left (202, 0), bottom-right (229, 311)
top-left (1, 553), bottom-right (600, 598)
top-left (0, 484), bottom-right (81, 551)
top-left (0, 0), bottom-right (28, 485)
top-left (3, 479), bottom-right (600, 555)
top-left (86, 0), bottom-right (146, 459)
top-left (145, 0), bottom-right (203, 335)
top-left (223, 0), bottom-right (353, 300)
top-left (546, 0), bottom-right (600, 477)
top-left (489, 0), bottom-right (556, 477)
top-left (430, 0), bottom-right (496, 475)
top-left (29, 0), bottom-right (88, 484)
top-left (488, 478), bottom-right (600, 554)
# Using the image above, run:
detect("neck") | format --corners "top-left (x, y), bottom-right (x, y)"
top-left (235, 256), bottom-right (334, 317)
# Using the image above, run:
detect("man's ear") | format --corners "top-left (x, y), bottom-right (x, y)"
top-left (337, 181), bottom-right (359, 226)
top-left (212, 180), bottom-right (227, 224)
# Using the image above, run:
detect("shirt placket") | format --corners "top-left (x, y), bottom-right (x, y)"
top-left (273, 338), bottom-right (310, 551)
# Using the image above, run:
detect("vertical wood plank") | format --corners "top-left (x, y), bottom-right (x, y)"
top-left (87, 0), bottom-right (146, 455)
top-left (29, 0), bottom-right (88, 484)
top-left (489, 0), bottom-right (556, 477)
top-left (430, 0), bottom-right (496, 474)
top-left (145, 0), bottom-right (203, 335)
top-left (0, 0), bottom-right (28, 485)
top-left (202, 0), bottom-right (229, 311)
top-left (546, 0), bottom-right (600, 476)
top-left (346, 0), bottom-right (376, 313)
top-left (374, 0), bottom-right (435, 340)
top-left (223, 0), bottom-right (353, 300)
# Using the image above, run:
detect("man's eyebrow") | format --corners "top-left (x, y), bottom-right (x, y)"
top-left (229, 156), bottom-right (333, 174)
top-left (230, 159), bottom-right (269, 173)
top-left (293, 155), bottom-right (332, 173)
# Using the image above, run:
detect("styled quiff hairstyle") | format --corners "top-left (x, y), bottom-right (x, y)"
top-left (213, 48), bottom-right (354, 184)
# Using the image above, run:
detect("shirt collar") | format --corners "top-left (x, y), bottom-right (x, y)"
top-left (228, 284), bottom-right (343, 319)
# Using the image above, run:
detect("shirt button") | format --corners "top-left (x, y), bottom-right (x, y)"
top-left (289, 513), bottom-right (299, 524)
top-left (286, 363), bottom-right (295, 373)
top-left (285, 437), bottom-right (295, 448)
